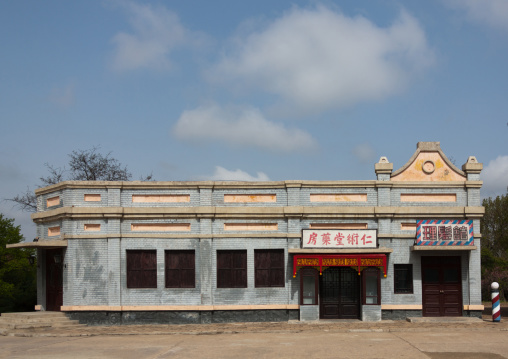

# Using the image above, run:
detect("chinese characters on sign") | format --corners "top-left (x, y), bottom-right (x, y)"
top-left (302, 229), bottom-right (377, 249)
top-left (416, 220), bottom-right (473, 246)
top-left (292, 254), bottom-right (387, 277)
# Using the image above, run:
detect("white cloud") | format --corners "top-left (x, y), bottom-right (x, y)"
top-left (48, 84), bottom-right (75, 108)
top-left (172, 103), bottom-right (317, 152)
top-left (352, 143), bottom-right (376, 164)
top-left (198, 166), bottom-right (270, 181)
top-left (445, 0), bottom-right (508, 31)
top-left (482, 155), bottom-right (508, 196)
top-left (111, 1), bottom-right (192, 71)
top-left (210, 6), bottom-right (434, 114)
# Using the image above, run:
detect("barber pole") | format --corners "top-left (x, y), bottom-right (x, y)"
top-left (492, 282), bottom-right (501, 322)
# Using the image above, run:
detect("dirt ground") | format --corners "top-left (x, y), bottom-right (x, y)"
top-left (2, 303), bottom-right (507, 338)
top-left (482, 302), bottom-right (507, 319)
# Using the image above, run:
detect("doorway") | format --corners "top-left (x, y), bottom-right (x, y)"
top-left (422, 256), bottom-right (462, 317)
top-left (45, 248), bottom-right (64, 311)
top-left (319, 267), bottom-right (360, 319)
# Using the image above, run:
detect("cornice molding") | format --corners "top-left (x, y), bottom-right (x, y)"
top-left (31, 205), bottom-right (485, 223)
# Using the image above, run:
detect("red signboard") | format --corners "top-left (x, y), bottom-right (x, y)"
top-left (292, 254), bottom-right (386, 277)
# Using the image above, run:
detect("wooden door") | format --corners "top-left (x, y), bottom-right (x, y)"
top-left (422, 256), bottom-right (462, 317)
top-left (320, 267), bottom-right (360, 319)
top-left (46, 249), bottom-right (64, 311)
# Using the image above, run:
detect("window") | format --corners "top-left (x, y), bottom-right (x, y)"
top-left (217, 250), bottom-right (247, 288)
top-left (126, 250), bottom-right (157, 288)
top-left (362, 268), bottom-right (380, 305)
top-left (254, 249), bottom-right (284, 287)
top-left (394, 264), bottom-right (413, 294)
top-left (46, 196), bottom-right (60, 207)
top-left (300, 268), bottom-right (318, 305)
top-left (165, 250), bottom-right (195, 288)
top-left (48, 226), bottom-right (61, 237)
top-left (84, 194), bottom-right (101, 202)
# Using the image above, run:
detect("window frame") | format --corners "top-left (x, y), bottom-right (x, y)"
top-left (126, 250), bottom-right (157, 289)
top-left (299, 267), bottom-right (319, 305)
top-left (254, 249), bottom-right (285, 288)
top-left (362, 267), bottom-right (381, 305)
top-left (394, 264), bottom-right (414, 294)
top-left (217, 250), bottom-right (247, 288)
top-left (165, 250), bottom-right (195, 288)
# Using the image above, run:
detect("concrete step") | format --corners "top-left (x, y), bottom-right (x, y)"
top-left (0, 311), bottom-right (67, 318)
top-left (0, 322), bottom-right (53, 329)
top-left (0, 316), bottom-right (73, 324)
top-left (0, 312), bottom-right (86, 330)
top-left (1, 312), bottom-right (67, 319)
top-left (0, 320), bottom-right (83, 329)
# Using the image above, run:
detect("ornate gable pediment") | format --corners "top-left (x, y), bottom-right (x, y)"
top-left (391, 142), bottom-right (466, 182)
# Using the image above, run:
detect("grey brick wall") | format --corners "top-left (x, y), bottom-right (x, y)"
top-left (33, 168), bottom-right (483, 321)
top-left (300, 187), bottom-right (377, 207)
top-left (391, 188), bottom-right (467, 207)
top-left (121, 189), bottom-right (199, 207)
top-left (64, 189), bottom-right (108, 207)
top-left (212, 188), bottom-right (287, 207)
top-left (120, 218), bottom-right (200, 235)
top-left (120, 238), bottom-right (202, 306)
top-left (40, 190), bottom-right (64, 211)
top-left (211, 238), bottom-right (291, 305)
top-left (65, 239), bottom-right (109, 306)
top-left (212, 219), bottom-right (288, 235)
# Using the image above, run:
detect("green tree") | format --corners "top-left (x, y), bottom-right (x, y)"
top-left (482, 193), bottom-right (508, 259)
top-left (481, 192), bottom-right (508, 300)
top-left (0, 214), bottom-right (36, 313)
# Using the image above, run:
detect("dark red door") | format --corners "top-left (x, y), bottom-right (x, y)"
top-left (422, 256), bottom-right (462, 317)
top-left (46, 249), bottom-right (64, 311)
top-left (320, 267), bottom-right (360, 319)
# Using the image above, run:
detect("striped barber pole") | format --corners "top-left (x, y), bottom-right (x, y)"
top-left (492, 282), bottom-right (501, 322)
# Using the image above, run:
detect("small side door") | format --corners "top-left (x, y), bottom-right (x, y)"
top-left (46, 249), bottom-right (64, 311)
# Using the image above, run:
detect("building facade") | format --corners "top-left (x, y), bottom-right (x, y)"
top-left (10, 142), bottom-right (485, 324)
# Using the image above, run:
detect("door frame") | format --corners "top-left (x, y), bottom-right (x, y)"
top-left (421, 256), bottom-right (462, 317)
top-left (299, 267), bottom-right (319, 306)
top-left (45, 248), bottom-right (64, 311)
top-left (319, 267), bottom-right (360, 319)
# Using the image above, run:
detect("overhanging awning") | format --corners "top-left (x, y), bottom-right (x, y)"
top-left (292, 254), bottom-right (387, 278)
top-left (6, 240), bottom-right (68, 249)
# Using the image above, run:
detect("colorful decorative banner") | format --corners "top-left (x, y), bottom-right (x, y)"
top-left (292, 254), bottom-right (387, 277)
top-left (302, 229), bottom-right (377, 249)
top-left (416, 220), bottom-right (474, 246)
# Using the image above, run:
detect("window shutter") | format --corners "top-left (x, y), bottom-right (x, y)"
top-left (165, 250), bottom-right (195, 288)
top-left (255, 249), bottom-right (284, 287)
top-left (217, 250), bottom-right (247, 288)
top-left (127, 250), bottom-right (157, 289)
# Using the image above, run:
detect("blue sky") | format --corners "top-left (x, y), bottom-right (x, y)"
top-left (1, 0), bottom-right (507, 240)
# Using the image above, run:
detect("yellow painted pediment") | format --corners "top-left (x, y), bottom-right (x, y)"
top-left (391, 143), bottom-right (466, 182)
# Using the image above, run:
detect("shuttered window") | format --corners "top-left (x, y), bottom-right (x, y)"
top-left (165, 250), bottom-right (195, 288)
top-left (126, 250), bottom-right (157, 288)
top-left (217, 250), bottom-right (247, 288)
top-left (254, 249), bottom-right (284, 287)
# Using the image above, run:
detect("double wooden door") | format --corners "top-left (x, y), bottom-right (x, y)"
top-left (422, 256), bottom-right (462, 317)
top-left (320, 267), bottom-right (360, 319)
